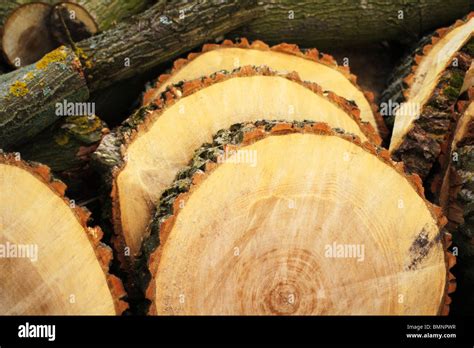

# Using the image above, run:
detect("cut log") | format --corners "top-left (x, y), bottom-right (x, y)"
top-left (49, 2), bottom-right (99, 45)
top-left (93, 66), bottom-right (381, 263)
top-left (142, 38), bottom-right (387, 139)
top-left (440, 101), bottom-right (474, 230)
top-left (1, 2), bottom-right (56, 67)
top-left (13, 115), bottom-right (108, 193)
top-left (76, 0), bottom-right (262, 92)
top-left (0, 1), bottom-right (56, 30)
top-left (0, 46), bottom-right (89, 149)
top-left (0, 152), bottom-right (127, 314)
top-left (14, 115), bottom-right (107, 173)
top-left (139, 121), bottom-right (454, 315)
top-left (1, 0), bottom-right (153, 68)
top-left (49, 0), bottom-right (155, 45)
top-left (232, 0), bottom-right (470, 49)
top-left (1, 1), bottom-right (260, 90)
top-left (439, 100), bottom-right (474, 314)
top-left (388, 14), bottom-right (474, 179)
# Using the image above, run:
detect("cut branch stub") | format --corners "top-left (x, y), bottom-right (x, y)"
top-left (140, 121), bottom-right (453, 315)
top-left (1, 2), bottom-right (56, 67)
top-left (93, 66), bottom-right (381, 263)
top-left (388, 14), bottom-right (474, 179)
top-left (0, 153), bottom-right (127, 314)
top-left (142, 38), bottom-right (387, 139)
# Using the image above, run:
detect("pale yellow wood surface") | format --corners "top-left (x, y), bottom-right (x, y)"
top-left (152, 134), bottom-right (446, 315)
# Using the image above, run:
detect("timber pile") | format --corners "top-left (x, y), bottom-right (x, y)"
top-left (1, 0), bottom-right (153, 67)
top-left (0, 1), bottom-right (472, 316)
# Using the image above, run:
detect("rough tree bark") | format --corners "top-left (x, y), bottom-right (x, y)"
top-left (12, 114), bottom-right (108, 201)
top-left (0, 46), bottom-right (88, 149)
top-left (14, 114), bottom-right (108, 176)
top-left (0, 1), bottom-right (260, 148)
top-left (233, 0), bottom-right (470, 49)
top-left (439, 100), bottom-right (474, 315)
top-left (387, 15), bottom-right (474, 179)
top-left (77, 0), bottom-right (262, 92)
top-left (69, 0), bottom-right (154, 31)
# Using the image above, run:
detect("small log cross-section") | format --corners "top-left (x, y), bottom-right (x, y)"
top-left (142, 38), bottom-right (387, 138)
top-left (0, 46), bottom-right (89, 149)
top-left (1, 2), bottom-right (57, 67)
top-left (49, 2), bottom-right (100, 44)
top-left (93, 66), bottom-right (381, 265)
top-left (388, 14), bottom-right (474, 179)
top-left (49, 0), bottom-right (155, 44)
top-left (0, 153), bottom-right (127, 314)
top-left (138, 121), bottom-right (454, 315)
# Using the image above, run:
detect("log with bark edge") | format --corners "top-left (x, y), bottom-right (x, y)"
top-left (137, 120), bottom-right (454, 315)
top-left (142, 38), bottom-right (388, 139)
top-left (385, 14), bottom-right (474, 180)
top-left (0, 152), bottom-right (127, 314)
top-left (232, 0), bottom-right (470, 49)
top-left (0, 46), bottom-right (88, 149)
top-left (427, 87), bottom-right (474, 200)
top-left (76, 0), bottom-right (262, 93)
top-left (14, 115), bottom-right (107, 175)
top-left (438, 100), bottom-right (474, 314)
top-left (1, 0), bottom-right (260, 90)
top-left (13, 115), bottom-right (108, 195)
top-left (0, 1), bottom-right (260, 151)
top-left (2, 1), bottom-right (470, 70)
top-left (1, 0), bottom-right (154, 68)
top-left (93, 66), bottom-right (381, 267)
top-left (1, 2), bottom-right (56, 67)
